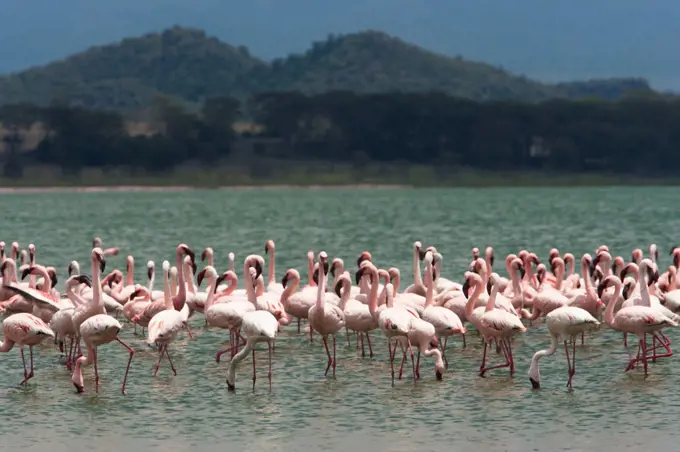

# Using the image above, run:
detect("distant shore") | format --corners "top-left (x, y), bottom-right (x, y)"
top-left (0, 184), bottom-right (412, 193)
top-left (1, 167), bottom-right (680, 191)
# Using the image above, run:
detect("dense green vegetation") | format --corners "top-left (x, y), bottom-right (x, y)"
top-left (2, 92), bottom-right (680, 186)
top-left (0, 27), bottom-right (655, 111)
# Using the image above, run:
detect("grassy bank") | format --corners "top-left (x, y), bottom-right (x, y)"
top-left (1, 163), bottom-right (679, 189)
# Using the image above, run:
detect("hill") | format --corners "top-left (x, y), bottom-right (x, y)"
top-left (0, 26), bottom-right (655, 111)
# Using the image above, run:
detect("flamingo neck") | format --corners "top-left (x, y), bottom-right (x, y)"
top-left (173, 250), bottom-right (187, 311)
top-left (268, 248), bottom-right (276, 285)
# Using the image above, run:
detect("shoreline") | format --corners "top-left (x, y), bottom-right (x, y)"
top-left (0, 184), bottom-right (413, 193)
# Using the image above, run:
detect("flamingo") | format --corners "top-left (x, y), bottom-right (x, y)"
top-left (464, 268), bottom-right (526, 377)
top-left (404, 241), bottom-right (427, 296)
top-left (600, 274), bottom-right (677, 376)
top-left (225, 309), bottom-right (278, 392)
top-left (334, 271), bottom-right (378, 358)
top-left (308, 252), bottom-right (345, 377)
top-left (528, 306), bottom-right (599, 390)
top-left (264, 239), bottom-right (285, 294)
top-left (368, 280), bottom-right (416, 386)
top-left (419, 252), bottom-right (465, 368)
top-left (71, 248), bottom-right (135, 394)
top-left (0, 312), bottom-right (55, 385)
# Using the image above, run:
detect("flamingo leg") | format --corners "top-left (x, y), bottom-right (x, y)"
top-left (268, 341), bottom-right (273, 392)
top-left (462, 333), bottom-right (467, 349)
top-left (297, 317), bottom-right (301, 334)
top-left (623, 332), bottom-right (628, 348)
top-left (115, 337), bottom-right (134, 395)
top-left (506, 338), bottom-right (515, 376)
top-left (360, 333), bottom-right (365, 357)
top-left (216, 343), bottom-right (231, 363)
top-left (93, 347), bottom-right (100, 393)
top-left (580, 331), bottom-right (584, 346)
top-left (322, 336), bottom-right (333, 376)
top-left (309, 323), bottom-right (313, 342)
top-left (66, 337), bottom-right (75, 371)
top-left (153, 344), bottom-right (164, 376)
top-left (19, 348), bottom-right (29, 385)
top-left (407, 340), bottom-right (416, 383)
top-left (641, 338), bottom-right (649, 377)
top-left (366, 332), bottom-right (374, 358)
top-left (252, 347), bottom-right (257, 390)
top-left (398, 342), bottom-right (407, 380)
top-left (479, 340), bottom-right (489, 375)
top-left (441, 335), bottom-right (449, 370)
top-left (332, 335), bottom-right (337, 377)
top-left (415, 352), bottom-right (421, 379)
top-left (388, 339), bottom-right (395, 387)
top-left (346, 328), bottom-right (351, 346)
top-left (480, 339), bottom-right (511, 376)
top-left (184, 324), bottom-right (194, 340)
top-left (164, 345), bottom-right (177, 376)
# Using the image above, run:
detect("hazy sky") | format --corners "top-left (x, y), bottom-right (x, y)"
top-left (4, 0), bottom-right (679, 89)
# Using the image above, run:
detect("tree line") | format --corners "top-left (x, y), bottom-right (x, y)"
top-left (1, 91), bottom-right (680, 179)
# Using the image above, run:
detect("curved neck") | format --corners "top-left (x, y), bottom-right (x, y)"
top-left (127, 258), bottom-right (135, 286)
top-left (32, 265), bottom-right (51, 293)
top-left (170, 270), bottom-right (178, 296)
top-left (172, 250), bottom-right (187, 310)
top-left (333, 260), bottom-right (345, 287)
top-left (184, 261), bottom-right (196, 294)
top-left (529, 334), bottom-right (558, 383)
top-left (307, 254), bottom-right (316, 287)
top-left (316, 261), bottom-right (326, 310)
top-left (66, 283), bottom-right (88, 306)
top-left (638, 263), bottom-right (651, 306)
top-left (367, 267), bottom-right (379, 311)
top-left (424, 262), bottom-right (434, 308)
top-left (267, 248), bottom-right (276, 285)
top-left (464, 277), bottom-right (484, 318)
top-left (412, 247), bottom-right (423, 286)
top-left (204, 274), bottom-right (220, 311)
top-left (163, 268), bottom-right (171, 302)
top-left (603, 279), bottom-right (622, 326)
top-left (208, 253), bottom-right (214, 267)
top-left (91, 256), bottom-right (103, 310)
top-left (391, 271), bottom-right (401, 293)
top-left (485, 280), bottom-right (499, 312)
top-left (228, 254), bottom-right (234, 273)
top-left (244, 260), bottom-right (257, 303)
top-left (148, 267), bottom-right (155, 292)
top-left (581, 260), bottom-right (596, 300)
top-left (280, 274), bottom-right (300, 304)
top-left (338, 279), bottom-right (352, 311)
top-left (554, 261), bottom-right (564, 291)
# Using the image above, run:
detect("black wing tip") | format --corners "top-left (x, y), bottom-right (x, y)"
top-left (530, 377), bottom-right (540, 389)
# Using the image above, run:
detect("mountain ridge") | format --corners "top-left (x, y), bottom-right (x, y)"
top-left (0, 26), bottom-right (654, 111)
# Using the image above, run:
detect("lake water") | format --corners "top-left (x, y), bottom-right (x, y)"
top-left (1, 187), bottom-right (679, 452)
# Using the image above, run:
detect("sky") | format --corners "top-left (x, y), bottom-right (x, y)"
top-left (3, 0), bottom-right (679, 89)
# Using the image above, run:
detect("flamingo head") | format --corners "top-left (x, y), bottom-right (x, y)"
top-left (484, 247), bottom-right (494, 267)
top-left (330, 257), bottom-right (344, 277)
top-left (264, 240), bottom-right (275, 255)
top-left (536, 264), bottom-right (546, 285)
top-left (318, 252), bottom-right (329, 274)
top-left (126, 255), bottom-right (134, 273)
top-left (281, 269), bottom-right (300, 289)
top-left (597, 276), bottom-right (615, 300)
top-left (184, 255), bottom-right (197, 276)
top-left (177, 244), bottom-right (195, 263)
top-left (650, 244), bottom-right (659, 262)
top-left (129, 287), bottom-right (147, 300)
top-left (68, 261), bottom-right (77, 276)
top-left (471, 247), bottom-right (480, 260)
top-left (355, 261), bottom-right (374, 285)
top-left (93, 237), bottom-right (102, 248)
top-left (333, 275), bottom-right (345, 298)
top-left (281, 268), bottom-right (300, 289)
top-left (592, 267), bottom-right (604, 285)
top-left (671, 248), bottom-right (680, 269)
top-left (247, 255), bottom-right (264, 280)
top-left (147, 261), bottom-right (154, 280)
top-left (356, 251), bottom-right (372, 267)
top-left (462, 273), bottom-right (472, 298)
top-left (47, 267), bottom-right (58, 288)
top-left (631, 249), bottom-right (643, 264)
top-left (0, 258), bottom-right (13, 274)
top-left (548, 248), bottom-right (559, 261)
top-left (74, 274), bottom-right (92, 287)
top-left (0, 241), bottom-right (5, 259)
top-left (92, 247), bottom-right (106, 273)
top-left (622, 279), bottom-right (635, 299)
top-left (201, 247), bottom-right (213, 263)
top-left (26, 244), bottom-right (35, 263)
top-left (197, 266), bottom-right (216, 287)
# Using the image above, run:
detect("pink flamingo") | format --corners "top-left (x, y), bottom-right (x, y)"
top-left (0, 312), bottom-right (55, 384)
top-left (464, 266), bottom-right (526, 377)
top-left (308, 252), bottom-right (346, 377)
top-left (600, 274), bottom-right (677, 377)
top-left (71, 247), bottom-right (135, 394)
top-left (528, 305), bottom-right (599, 390)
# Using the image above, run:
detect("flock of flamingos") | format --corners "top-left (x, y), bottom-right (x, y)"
top-left (0, 238), bottom-right (679, 395)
